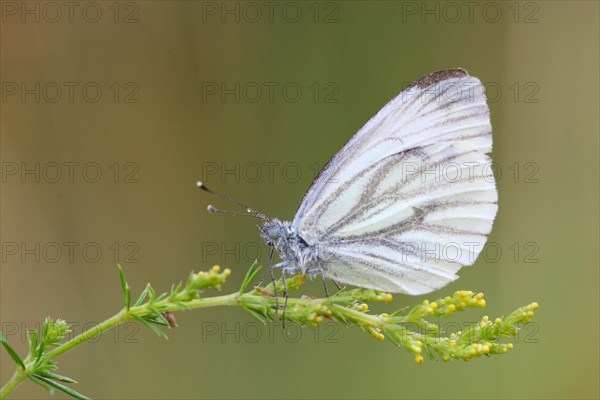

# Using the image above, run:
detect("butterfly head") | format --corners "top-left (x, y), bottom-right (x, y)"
top-left (259, 219), bottom-right (316, 273)
top-left (259, 219), bottom-right (288, 247)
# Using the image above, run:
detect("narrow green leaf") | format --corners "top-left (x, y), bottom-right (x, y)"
top-left (37, 371), bottom-right (78, 383)
top-left (184, 270), bottom-right (195, 290)
top-left (243, 307), bottom-right (266, 323)
top-left (35, 340), bottom-right (46, 367)
top-left (42, 319), bottom-right (50, 341)
top-left (172, 281), bottom-right (183, 295)
top-left (174, 301), bottom-right (192, 311)
top-left (384, 329), bottom-right (402, 347)
top-left (423, 343), bottom-right (436, 360)
top-left (390, 306), bottom-right (411, 317)
top-left (148, 308), bottom-right (169, 325)
top-left (132, 315), bottom-right (168, 339)
top-left (26, 329), bottom-right (39, 357)
top-left (28, 374), bottom-right (55, 394)
top-left (0, 331), bottom-right (25, 370)
top-left (144, 317), bottom-right (168, 327)
top-left (154, 292), bottom-right (167, 303)
top-left (33, 374), bottom-right (91, 400)
top-left (32, 329), bottom-right (39, 347)
top-left (118, 264), bottom-right (131, 310)
top-left (147, 285), bottom-right (156, 302)
top-left (133, 285), bottom-right (150, 307)
top-left (25, 329), bottom-right (37, 355)
top-left (25, 330), bottom-right (33, 349)
top-left (240, 261), bottom-right (260, 294)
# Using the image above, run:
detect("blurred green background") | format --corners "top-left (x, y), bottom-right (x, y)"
top-left (1, 1), bottom-right (598, 399)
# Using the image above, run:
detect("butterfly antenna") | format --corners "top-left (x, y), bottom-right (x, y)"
top-left (321, 271), bottom-right (330, 297)
top-left (197, 181), bottom-right (269, 221)
top-left (205, 204), bottom-right (259, 218)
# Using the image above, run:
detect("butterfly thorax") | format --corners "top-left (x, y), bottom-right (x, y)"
top-left (259, 219), bottom-right (318, 274)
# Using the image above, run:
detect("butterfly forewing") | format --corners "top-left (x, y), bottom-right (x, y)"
top-left (292, 69), bottom-right (497, 294)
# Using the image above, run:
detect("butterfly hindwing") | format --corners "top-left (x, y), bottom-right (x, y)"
top-left (292, 69), bottom-right (497, 294)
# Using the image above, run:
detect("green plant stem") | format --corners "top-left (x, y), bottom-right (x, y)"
top-left (0, 370), bottom-right (26, 399)
top-left (0, 265), bottom-right (539, 400)
top-left (0, 292), bottom-right (240, 399)
top-left (44, 309), bottom-right (129, 361)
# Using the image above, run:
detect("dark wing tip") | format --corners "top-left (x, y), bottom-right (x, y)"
top-left (407, 68), bottom-right (469, 90)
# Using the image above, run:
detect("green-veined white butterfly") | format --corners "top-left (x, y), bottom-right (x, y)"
top-left (201, 68), bottom-right (497, 295)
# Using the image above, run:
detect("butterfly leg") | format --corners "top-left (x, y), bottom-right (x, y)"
top-left (281, 269), bottom-right (288, 329)
top-left (269, 261), bottom-right (279, 311)
top-left (257, 246), bottom-right (275, 286)
top-left (276, 262), bottom-right (300, 274)
top-left (272, 262), bottom-right (295, 329)
top-left (332, 279), bottom-right (343, 291)
top-left (321, 270), bottom-right (330, 297)
top-left (306, 268), bottom-right (342, 295)
top-left (257, 247), bottom-right (278, 309)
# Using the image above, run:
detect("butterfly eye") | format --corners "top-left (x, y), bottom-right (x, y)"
top-left (266, 228), bottom-right (280, 241)
top-left (259, 223), bottom-right (281, 245)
